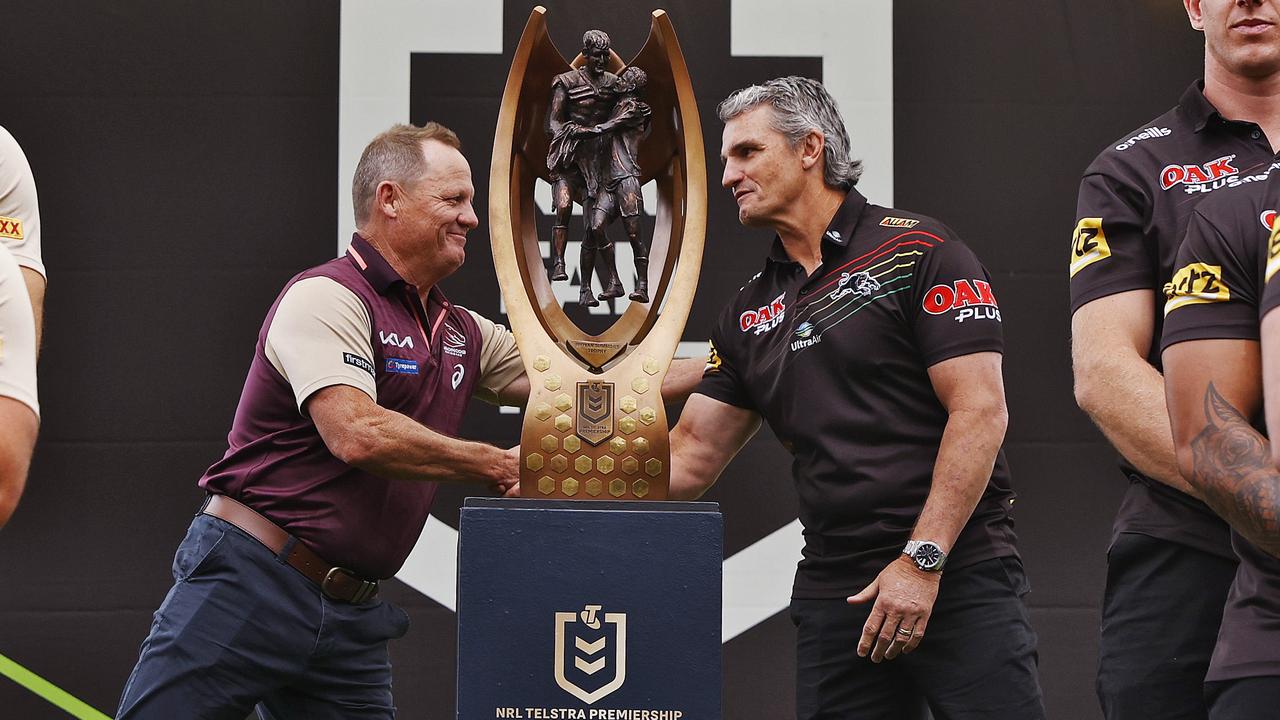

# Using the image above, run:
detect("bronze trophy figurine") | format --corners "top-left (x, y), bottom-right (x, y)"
top-left (490, 6), bottom-right (705, 500)
top-left (546, 31), bottom-right (653, 304)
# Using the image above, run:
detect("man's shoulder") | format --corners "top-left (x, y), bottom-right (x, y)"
top-left (859, 205), bottom-right (961, 254)
top-left (553, 70), bottom-right (586, 89)
top-left (1081, 104), bottom-right (1186, 180)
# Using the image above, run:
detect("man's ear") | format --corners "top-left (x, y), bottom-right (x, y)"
top-left (375, 181), bottom-right (399, 219)
top-left (800, 129), bottom-right (825, 171)
top-left (1184, 0), bottom-right (1205, 32)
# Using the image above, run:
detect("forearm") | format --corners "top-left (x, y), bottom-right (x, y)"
top-left (660, 358), bottom-right (706, 404)
top-left (1184, 384), bottom-right (1280, 558)
top-left (912, 409), bottom-right (1007, 552)
top-left (667, 400), bottom-right (760, 500)
top-left (1075, 353), bottom-right (1198, 497)
top-left (343, 406), bottom-right (509, 485)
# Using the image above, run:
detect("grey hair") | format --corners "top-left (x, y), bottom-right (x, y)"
top-left (351, 122), bottom-right (461, 226)
top-left (583, 30), bottom-right (610, 52)
top-left (717, 76), bottom-right (862, 189)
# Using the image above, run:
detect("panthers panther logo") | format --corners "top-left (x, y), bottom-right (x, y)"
top-left (830, 271), bottom-right (881, 301)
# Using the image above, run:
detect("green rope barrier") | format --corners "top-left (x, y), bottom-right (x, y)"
top-left (0, 652), bottom-right (111, 719)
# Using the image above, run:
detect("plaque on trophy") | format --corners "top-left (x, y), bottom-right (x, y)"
top-left (490, 6), bottom-right (706, 500)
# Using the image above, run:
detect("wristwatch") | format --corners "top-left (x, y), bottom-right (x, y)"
top-left (902, 540), bottom-right (947, 572)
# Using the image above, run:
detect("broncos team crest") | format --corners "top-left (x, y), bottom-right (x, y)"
top-left (554, 604), bottom-right (628, 704)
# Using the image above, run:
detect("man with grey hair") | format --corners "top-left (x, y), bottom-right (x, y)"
top-left (668, 76), bottom-right (1045, 718)
top-left (116, 122), bottom-right (529, 719)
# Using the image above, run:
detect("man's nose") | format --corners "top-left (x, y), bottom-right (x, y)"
top-left (459, 200), bottom-right (479, 229)
top-left (722, 162), bottom-right (742, 190)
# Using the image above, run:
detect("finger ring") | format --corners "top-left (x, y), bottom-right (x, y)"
top-left (895, 627), bottom-right (913, 637)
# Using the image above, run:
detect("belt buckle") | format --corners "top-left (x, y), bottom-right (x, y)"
top-left (322, 566), bottom-right (378, 604)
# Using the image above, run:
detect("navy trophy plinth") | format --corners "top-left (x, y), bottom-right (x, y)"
top-left (456, 498), bottom-right (722, 719)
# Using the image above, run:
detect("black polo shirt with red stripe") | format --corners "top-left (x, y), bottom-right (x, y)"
top-left (696, 189), bottom-right (1018, 598)
top-left (1070, 81), bottom-right (1277, 559)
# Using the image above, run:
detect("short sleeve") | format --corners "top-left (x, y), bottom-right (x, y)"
top-left (0, 127), bottom-right (43, 278)
top-left (0, 247), bottom-right (37, 416)
top-left (1161, 208), bottom-right (1259, 349)
top-left (692, 308), bottom-right (755, 410)
top-left (464, 308), bottom-right (524, 405)
top-left (1262, 213), bottom-right (1280, 319)
top-left (264, 276), bottom-right (376, 410)
top-left (908, 236), bottom-right (1004, 367)
top-left (1069, 172), bottom-right (1151, 312)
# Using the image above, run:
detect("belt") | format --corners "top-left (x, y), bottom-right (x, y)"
top-left (202, 494), bottom-right (379, 604)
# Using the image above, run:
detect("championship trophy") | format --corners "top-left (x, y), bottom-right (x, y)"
top-left (490, 6), bottom-right (706, 500)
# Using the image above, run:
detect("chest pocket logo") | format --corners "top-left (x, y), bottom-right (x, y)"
top-left (451, 364), bottom-right (465, 390)
top-left (1164, 263), bottom-right (1229, 315)
top-left (1070, 217), bottom-right (1110, 277)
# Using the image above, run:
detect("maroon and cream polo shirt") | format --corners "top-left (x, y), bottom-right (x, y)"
top-left (200, 233), bottom-right (521, 579)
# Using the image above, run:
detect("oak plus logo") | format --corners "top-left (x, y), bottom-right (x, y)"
top-left (922, 279), bottom-right (1002, 323)
top-left (554, 604), bottom-right (627, 705)
top-left (739, 293), bottom-right (787, 335)
top-left (1159, 155), bottom-right (1242, 194)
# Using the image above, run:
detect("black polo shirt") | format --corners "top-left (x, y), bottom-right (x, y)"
top-left (696, 190), bottom-right (1018, 599)
top-left (1160, 176), bottom-right (1280, 682)
top-left (1070, 81), bottom-right (1277, 559)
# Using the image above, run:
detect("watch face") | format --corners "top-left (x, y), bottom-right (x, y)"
top-left (913, 543), bottom-right (943, 569)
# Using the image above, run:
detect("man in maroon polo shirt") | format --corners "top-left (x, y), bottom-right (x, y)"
top-left (116, 123), bottom-right (528, 719)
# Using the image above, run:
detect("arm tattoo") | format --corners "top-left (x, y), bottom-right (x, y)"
top-left (1190, 382), bottom-right (1280, 558)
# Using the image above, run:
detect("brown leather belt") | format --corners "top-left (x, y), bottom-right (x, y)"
top-left (203, 494), bottom-right (379, 604)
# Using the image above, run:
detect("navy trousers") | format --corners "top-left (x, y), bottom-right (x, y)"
top-left (116, 513), bottom-right (410, 719)
top-left (791, 556), bottom-right (1046, 720)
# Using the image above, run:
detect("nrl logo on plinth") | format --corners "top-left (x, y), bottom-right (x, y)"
top-left (554, 604), bottom-right (628, 704)
top-left (491, 6), bottom-right (706, 500)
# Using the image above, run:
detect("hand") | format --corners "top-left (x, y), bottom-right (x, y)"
top-left (489, 446), bottom-right (520, 496)
top-left (847, 556), bottom-right (941, 662)
top-left (573, 125), bottom-right (603, 138)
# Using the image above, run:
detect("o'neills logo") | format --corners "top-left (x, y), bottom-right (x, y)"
top-left (739, 293), bottom-right (787, 335)
top-left (554, 604), bottom-right (627, 705)
top-left (1262, 210), bottom-right (1277, 231)
top-left (922, 279), bottom-right (1002, 323)
top-left (1115, 126), bottom-right (1170, 151)
top-left (1159, 155), bottom-right (1238, 190)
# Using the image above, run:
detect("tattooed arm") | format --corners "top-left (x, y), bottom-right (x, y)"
top-left (1164, 339), bottom-right (1280, 557)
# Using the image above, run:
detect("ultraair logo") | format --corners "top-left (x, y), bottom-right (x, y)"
top-left (790, 321), bottom-right (822, 352)
top-left (554, 604), bottom-right (627, 705)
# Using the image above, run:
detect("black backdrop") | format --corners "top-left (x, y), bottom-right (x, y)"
top-left (0, 2), bottom-right (1204, 718)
